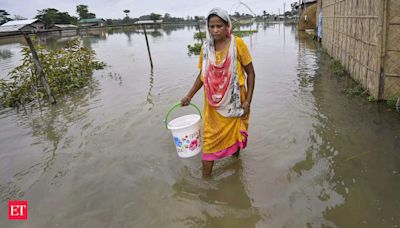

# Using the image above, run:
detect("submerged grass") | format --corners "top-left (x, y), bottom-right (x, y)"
top-left (387, 93), bottom-right (400, 111)
top-left (330, 59), bottom-right (346, 77)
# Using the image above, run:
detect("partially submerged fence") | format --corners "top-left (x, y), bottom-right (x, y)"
top-left (318, 0), bottom-right (400, 99)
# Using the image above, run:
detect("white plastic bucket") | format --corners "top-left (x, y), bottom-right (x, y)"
top-left (165, 103), bottom-right (202, 158)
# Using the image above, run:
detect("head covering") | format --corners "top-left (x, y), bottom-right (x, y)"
top-left (202, 8), bottom-right (243, 117)
top-left (206, 8), bottom-right (233, 39)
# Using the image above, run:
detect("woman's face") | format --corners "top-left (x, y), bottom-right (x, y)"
top-left (208, 16), bottom-right (228, 41)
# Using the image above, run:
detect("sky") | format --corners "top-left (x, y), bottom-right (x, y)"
top-left (1, 0), bottom-right (295, 19)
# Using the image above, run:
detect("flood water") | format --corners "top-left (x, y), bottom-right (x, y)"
top-left (0, 24), bottom-right (399, 227)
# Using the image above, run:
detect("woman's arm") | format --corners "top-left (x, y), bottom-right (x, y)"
top-left (242, 62), bottom-right (255, 119)
top-left (181, 71), bottom-right (203, 106)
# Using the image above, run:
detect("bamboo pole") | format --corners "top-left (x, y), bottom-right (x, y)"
top-left (377, 0), bottom-right (388, 100)
top-left (142, 25), bottom-right (154, 69)
top-left (22, 33), bottom-right (57, 104)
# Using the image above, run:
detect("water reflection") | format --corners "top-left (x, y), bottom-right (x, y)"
top-left (0, 80), bottom-right (101, 202)
top-left (146, 69), bottom-right (154, 109)
top-left (290, 35), bottom-right (400, 227)
top-left (162, 24), bottom-right (186, 35)
top-left (173, 159), bottom-right (262, 227)
top-left (0, 49), bottom-right (13, 59)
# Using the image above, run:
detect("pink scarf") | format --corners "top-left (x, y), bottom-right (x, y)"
top-left (202, 8), bottom-right (243, 117)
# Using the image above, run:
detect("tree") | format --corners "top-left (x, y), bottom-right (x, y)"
top-left (76, 5), bottom-right (96, 19)
top-left (0, 9), bottom-right (11, 25)
top-left (164, 13), bottom-right (170, 19)
top-left (150, 13), bottom-right (161, 22)
top-left (36, 8), bottom-right (78, 28)
top-left (123, 10), bottom-right (130, 24)
top-left (36, 8), bottom-right (58, 27)
top-left (13, 15), bottom-right (27, 20)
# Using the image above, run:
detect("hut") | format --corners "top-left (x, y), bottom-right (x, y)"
top-left (1, 19), bottom-right (45, 30)
top-left (317, 0), bottom-right (400, 100)
top-left (0, 19), bottom-right (45, 36)
top-left (78, 18), bottom-right (106, 27)
top-left (50, 24), bottom-right (78, 29)
top-left (134, 20), bottom-right (163, 25)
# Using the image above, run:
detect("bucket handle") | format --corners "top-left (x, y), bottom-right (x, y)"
top-left (165, 102), bottom-right (202, 129)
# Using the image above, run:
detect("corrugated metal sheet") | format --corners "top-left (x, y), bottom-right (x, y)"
top-left (0, 24), bottom-right (26, 32)
top-left (134, 20), bottom-right (163, 24)
top-left (52, 24), bottom-right (77, 28)
top-left (1, 19), bottom-right (40, 26)
top-left (78, 18), bottom-right (105, 23)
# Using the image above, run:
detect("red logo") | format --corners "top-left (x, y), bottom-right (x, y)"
top-left (8, 200), bottom-right (28, 220)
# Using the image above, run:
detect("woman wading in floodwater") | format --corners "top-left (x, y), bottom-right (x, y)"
top-left (181, 8), bottom-right (255, 177)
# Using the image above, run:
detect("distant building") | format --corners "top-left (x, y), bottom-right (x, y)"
top-left (50, 24), bottom-right (78, 29)
top-left (0, 19), bottom-right (45, 36)
top-left (134, 20), bottom-right (163, 25)
top-left (1, 19), bottom-right (45, 31)
top-left (78, 18), bottom-right (106, 27)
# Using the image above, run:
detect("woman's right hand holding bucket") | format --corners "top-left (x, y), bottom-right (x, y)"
top-left (181, 95), bottom-right (191, 106)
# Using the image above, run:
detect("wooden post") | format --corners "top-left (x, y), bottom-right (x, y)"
top-left (142, 25), bottom-right (154, 69)
top-left (377, 0), bottom-right (388, 100)
top-left (22, 33), bottom-right (57, 104)
top-left (331, 0), bottom-right (336, 55)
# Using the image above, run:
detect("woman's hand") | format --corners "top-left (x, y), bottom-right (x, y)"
top-left (181, 95), bottom-right (191, 106)
top-left (241, 100), bottom-right (250, 119)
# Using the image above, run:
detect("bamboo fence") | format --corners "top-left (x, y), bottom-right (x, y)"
top-left (318, 0), bottom-right (400, 99)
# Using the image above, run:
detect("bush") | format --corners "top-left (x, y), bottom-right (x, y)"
top-left (187, 43), bottom-right (202, 56)
top-left (0, 38), bottom-right (105, 108)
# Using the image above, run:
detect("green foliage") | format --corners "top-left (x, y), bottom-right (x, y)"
top-left (367, 95), bottom-right (376, 102)
top-left (194, 31), bottom-right (206, 40)
top-left (342, 83), bottom-right (368, 96)
top-left (0, 38), bottom-right (105, 108)
top-left (76, 5), bottom-right (95, 19)
top-left (36, 8), bottom-right (78, 27)
top-left (150, 13), bottom-right (162, 22)
top-left (187, 43), bottom-right (202, 56)
top-left (233, 30), bottom-right (258, 37)
top-left (0, 9), bottom-right (11, 25)
top-left (330, 59), bottom-right (346, 77)
top-left (387, 93), bottom-right (400, 108)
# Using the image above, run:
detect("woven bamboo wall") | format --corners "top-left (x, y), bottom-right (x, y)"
top-left (383, 0), bottom-right (400, 98)
top-left (319, 0), bottom-right (382, 98)
top-left (318, 0), bottom-right (400, 99)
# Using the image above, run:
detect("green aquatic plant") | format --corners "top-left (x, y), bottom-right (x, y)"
top-left (193, 31), bottom-right (206, 40)
top-left (367, 95), bottom-right (376, 102)
top-left (342, 83), bottom-right (368, 97)
top-left (0, 38), bottom-right (105, 108)
top-left (187, 43), bottom-right (202, 56)
top-left (330, 59), bottom-right (346, 77)
top-left (232, 30), bottom-right (258, 37)
top-left (387, 93), bottom-right (400, 109)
